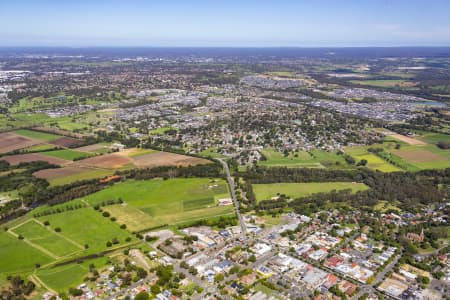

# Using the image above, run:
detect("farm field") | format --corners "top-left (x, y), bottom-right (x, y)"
top-left (34, 166), bottom-right (114, 186)
top-left (73, 153), bottom-right (134, 169)
top-left (41, 149), bottom-right (92, 161)
top-left (15, 129), bottom-right (61, 142)
top-left (49, 137), bottom-right (84, 148)
top-left (130, 151), bottom-right (211, 168)
top-left (11, 220), bottom-right (82, 258)
top-left (253, 182), bottom-right (369, 202)
top-left (0, 132), bottom-right (41, 154)
top-left (1, 153), bottom-right (69, 166)
top-left (391, 144), bottom-right (450, 170)
top-left (74, 143), bottom-right (112, 154)
top-left (367, 131), bottom-right (450, 171)
top-left (83, 178), bottom-right (233, 228)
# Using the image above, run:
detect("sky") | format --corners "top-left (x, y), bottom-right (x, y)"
top-left (1, 0), bottom-right (450, 47)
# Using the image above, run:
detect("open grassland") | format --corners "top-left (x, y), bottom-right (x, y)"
top-left (417, 132), bottom-right (450, 144)
top-left (102, 204), bottom-right (156, 232)
top-left (42, 149), bottom-right (92, 161)
top-left (36, 257), bottom-right (109, 293)
top-left (36, 208), bottom-right (135, 253)
top-left (253, 182), bottom-right (369, 202)
top-left (84, 178), bottom-right (232, 228)
top-left (374, 201), bottom-right (401, 212)
top-left (11, 220), bottom-right (82, 258)
top-left (345, 146), bottom-right (402, 172)
top-left (197, 147), bottom-right (228, 159)
top-left (259, 148), bottom-right (323, 168)
top-left (259, 148), bottom-right (352, 169)
top-left (14, 129), bottom-right (61, 142)
top-left (0, 231), bottom-right (53, 274)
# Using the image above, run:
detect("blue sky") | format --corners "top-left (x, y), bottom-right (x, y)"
top-left (1, 0), bottom-right (449, 47)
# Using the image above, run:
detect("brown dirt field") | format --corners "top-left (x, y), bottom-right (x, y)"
top-left (33, 166), bottom-right (91, 179)
top-left (0, 132), bottom-right (42, 154)
top-left (1, 153), bottom-right (70, 166)
top-left (49, 137), bottom-right (84, 148)
top-left (393, 150), bottom-right (444, 163)
top-left (388, 133), bottom-right (426, 146)
top-left (132, 151), bottom-right (211, 168)
top-left (74, 153), bottom-right (133, 169)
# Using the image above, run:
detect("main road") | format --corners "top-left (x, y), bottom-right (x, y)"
top-left (218, 159), bottom-right (247, 242)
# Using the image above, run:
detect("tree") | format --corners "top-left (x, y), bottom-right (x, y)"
top-left (134, 291), bottom-right (149, 300)
top-left (150, 285), bottom-right (160, 295)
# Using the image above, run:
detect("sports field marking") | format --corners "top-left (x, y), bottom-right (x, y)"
top-left (10, 219), bottom-right (84, 259)
top-left (7, 229), bottom-right (59, 260)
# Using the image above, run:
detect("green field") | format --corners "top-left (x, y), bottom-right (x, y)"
top-left (0, 231), bottom-right (53, 274)
top-left (36, 256), bottom-right (109, 292)
top-left (149, 127), bottom-right (174, 135)
top-left (12, 220), bottom-right (82, 258)
top-left (253, 182), bottom-right (369, 202)
top-left (15, 129), bottom-right (61, 141)
top-left (83, 178), bottom-right (233, 228)
top-left (102, 204), bottom-right (156, 232)
top-left (345, 146), bottom-right (402, 172)
top-left (354, 133), bottom-right (450, 171)
top-left (258, 148), bottom-right (352, 169)
top-left (47, 168), bottom-right (115, 186)
top-left (36, 208), bottom-right (135, 253)
top-left (42, 149), bottom-right (92, 161)
top-left (391, 144), bottom-right (450, 170)
top-left (24, 144), bottom-right (57, 152)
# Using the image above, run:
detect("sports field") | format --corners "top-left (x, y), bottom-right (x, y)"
top-left (84, 178), bottom-right (233, 228)
top-left (0, 231), bottom-right (53, 273)
top-left (11, 220), bottom-right (82, 258)
top-left (36, 208), bottom-right (135, 253)
top-left (253, 182), bottom-right (369, 202)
